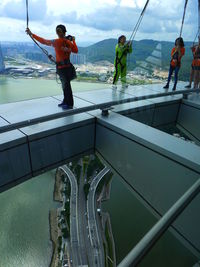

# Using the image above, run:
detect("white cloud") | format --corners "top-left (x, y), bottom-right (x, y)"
top-left (46, 0), bottom-right (117, 17)
top-left (0, 0), bottom-right (198, 43)
top-left (120, 0), bottom-right (136, 8)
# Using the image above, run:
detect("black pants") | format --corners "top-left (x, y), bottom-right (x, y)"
top-left (57, 66), bottom-right (74, 107)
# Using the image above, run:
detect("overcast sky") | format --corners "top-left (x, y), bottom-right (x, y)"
top-left (0, 0), bottom-right (198, 45)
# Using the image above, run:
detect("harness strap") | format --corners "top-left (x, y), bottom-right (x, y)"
top-left (116, 46), bottom-right (128, 68)
top-left (56, 59), bottom-right (71, 67)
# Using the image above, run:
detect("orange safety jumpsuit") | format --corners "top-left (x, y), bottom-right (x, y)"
top-left (32, 34), bottom-right (78, 68)
top-left (170, 47), bottom-right (185, 68)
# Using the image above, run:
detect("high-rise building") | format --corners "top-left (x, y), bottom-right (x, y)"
top-left (71, 53), bottom-right (86, 65)
top-left (0, 43), bottom-right (5, 72)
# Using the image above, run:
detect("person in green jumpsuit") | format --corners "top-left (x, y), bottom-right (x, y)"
top-left (112, 35), bottom-right (132, 89)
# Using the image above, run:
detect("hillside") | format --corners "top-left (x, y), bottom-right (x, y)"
top-left (79, 39), bottom-right (194, 81)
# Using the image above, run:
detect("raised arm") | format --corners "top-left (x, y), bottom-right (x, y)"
top-left (26, 28), bottom-right (54, 47)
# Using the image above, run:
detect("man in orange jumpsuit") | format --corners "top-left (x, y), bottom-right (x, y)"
top-left (26, 25), bottom-right (78, 109)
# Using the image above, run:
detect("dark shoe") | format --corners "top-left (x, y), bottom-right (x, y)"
top-left (62, 104), bottom-right (73, 110)
top-left (58, 102), bottom-right (65, 107)
top-left (163, 84), bottom-right (169, 89)
top-left (185, 84), bottom-right (191, 89)
top-left (172, 86), bottom-right (176, 91)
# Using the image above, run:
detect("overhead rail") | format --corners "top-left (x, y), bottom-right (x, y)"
top-left (118, 178), bottom-right (200, 267)
top-left (0, 88), bottom-right (200, 134)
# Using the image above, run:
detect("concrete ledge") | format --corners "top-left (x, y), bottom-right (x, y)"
top-left (178, 100), bottom-right (200, 142)
top-left (95, 111), bottom-right (200, 252)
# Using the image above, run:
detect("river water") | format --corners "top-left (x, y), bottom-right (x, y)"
top-left (0, 77), bottom-right (198, 266)
top-left (103, 175), bottom-right (198, 266)
top-left (0, 77), bottom-right (109, 267)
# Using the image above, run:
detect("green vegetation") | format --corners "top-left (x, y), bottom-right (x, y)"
top-left (73, 164), bottom-right (81, 185)
top-left (82, 156), bottom-right (90, 176)
top-left (64, 201), bottom-right (70, 229)
top-left (63, 182), bottom-right (71, 198)
top-left (86, 155), bottom-right (104, 180)
top-left (62, 227), bottom-right (70, 239)
top-left (96, 172), bottom-right (113, 194)
top-left (79, 39), bottom-right (194, 81)
top-left (84, 183), bottom-right (90, 200)
top-left (57, 235), bottom-right (62, 254)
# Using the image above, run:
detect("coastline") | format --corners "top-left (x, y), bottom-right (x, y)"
top-left (49, 210), bottom-right (59, 267)
top-left (98, 175), bottom-right (116, 266)
top-left (49, 170), bottom-right (63, 267)
top-left (54, 170), bottom-right (63, 203)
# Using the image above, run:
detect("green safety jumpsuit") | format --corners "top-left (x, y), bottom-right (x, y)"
top-left (113, 43), bottom-right (132, 85)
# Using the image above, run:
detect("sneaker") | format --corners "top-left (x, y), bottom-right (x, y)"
top-left (163, 84), bottom-right (169, 89)
top-left (185, 84), bottom-right (191, 89)
top-left (112, 85), bottom-right (117, 90)
top-left (62, 104), bottom-right (73, 110)
top-left (58, 102), bottom-right (65, 107)
top-left (172, 86), bottom-right (176, 91)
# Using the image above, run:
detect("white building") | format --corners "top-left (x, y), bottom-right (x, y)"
top-left (71, 53), bottom-right (86, 65)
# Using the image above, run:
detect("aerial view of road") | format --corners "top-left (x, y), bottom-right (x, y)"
top-left (59, 163), bottom-right (111, 267)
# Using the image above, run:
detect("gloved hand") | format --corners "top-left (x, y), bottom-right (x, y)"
top-left (26, 28), bottom-right (32, 36)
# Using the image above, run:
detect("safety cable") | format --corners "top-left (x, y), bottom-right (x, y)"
top-left (25, 0), bottom-right (56, 64)
top-left (127, 0), bottom-right (150, 68)
top-left (180, 0), bottom-right (189, 37)
top-left (193, 28), bottom-right (200, 45)
top-left (128, 0), bottom-right (150, 42)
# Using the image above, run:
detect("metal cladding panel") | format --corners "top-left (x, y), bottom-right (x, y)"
top-left (0, 117), bottom-right (27, 150)
top-left (127, 108), bottom-right (154, 126)
top-left (95, 114), bottom-right (200, 252)
top-left (20, 113), bottom-right (95, 141)
top-left (152, 103), bottom-right (180, 127)
top-left (178, 103), bottom-right (200, 142)
top-left (30, 123), bottom-right (95, 172)
top-left (0, 144), bottom-right (31, 188)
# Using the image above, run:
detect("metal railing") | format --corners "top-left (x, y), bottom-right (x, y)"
top-left (0, 88), bottom-right (199, 134)
top-left (118, 178), bottom-right (200, 267)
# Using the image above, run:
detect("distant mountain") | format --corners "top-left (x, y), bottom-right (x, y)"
top-left (79, 38), bottom-right (194, 81)
top-left (2, 39), bottom-right (194, 81)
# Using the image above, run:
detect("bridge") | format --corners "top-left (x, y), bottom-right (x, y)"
top-left (1, 83), bottom-right (200, 263)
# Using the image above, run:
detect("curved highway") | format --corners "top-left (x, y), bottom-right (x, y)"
top-left (87, 166), bottom-right (110, 267)
top-left (59, 165), bottom-right (82, 267)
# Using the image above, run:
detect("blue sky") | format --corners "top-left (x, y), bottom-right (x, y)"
top-left (0, 0), bottom-right (198, 45)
